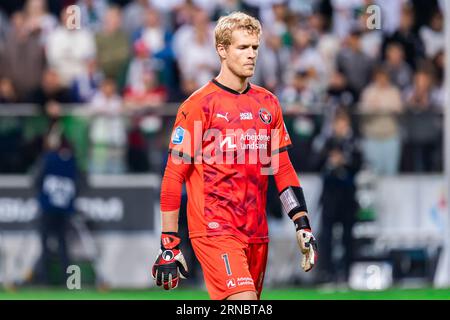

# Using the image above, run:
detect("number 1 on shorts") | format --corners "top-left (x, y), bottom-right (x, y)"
top-left (221, 253), bottom-right (232, 276)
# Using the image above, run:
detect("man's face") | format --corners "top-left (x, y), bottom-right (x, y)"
top-left (219, 29), bottom-right (259, 79)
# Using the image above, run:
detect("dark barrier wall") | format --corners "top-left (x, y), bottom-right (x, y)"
top-left (0, 175), bottom-right (158, 231)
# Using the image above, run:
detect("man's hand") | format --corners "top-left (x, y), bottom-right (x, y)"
top-left (152, 232), bottom-right (189, 290)
top-left (294, 216), bottom-right (318, 272)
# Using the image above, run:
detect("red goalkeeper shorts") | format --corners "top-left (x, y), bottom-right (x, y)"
top-left (191, 235), bottom-right (268, 300)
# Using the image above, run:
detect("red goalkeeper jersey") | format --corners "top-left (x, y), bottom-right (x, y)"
top-left (166, 79), bottom-right (293, 244)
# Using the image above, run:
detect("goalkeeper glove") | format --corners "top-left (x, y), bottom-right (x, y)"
top-left (294, 215), bottom-right (318, 272)
top-left (152, 232), bottom-right (189, 290)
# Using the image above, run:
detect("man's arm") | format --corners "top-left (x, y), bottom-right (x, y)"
top-left (152, 156), bottom-right (190, 290)
top-left (273, 151), bottom-right (318, 272)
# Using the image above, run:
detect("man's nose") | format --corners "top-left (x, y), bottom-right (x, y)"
top-left (248, 48), bottom-right (257, 59)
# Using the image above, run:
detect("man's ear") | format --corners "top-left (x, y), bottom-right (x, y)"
top-left (217, 44), bottom-right (227, 60)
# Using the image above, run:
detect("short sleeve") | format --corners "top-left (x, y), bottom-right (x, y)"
top-left (271, 97), bottom-right (293, 155)
top-left (168, 100), bottom-right (205, 163)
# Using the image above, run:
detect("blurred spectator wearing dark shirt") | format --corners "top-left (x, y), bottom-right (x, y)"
top-left (95, 5), bottom-right (130, 87)
top-left (402, 68), bottom-right (442, 172)
top-left (29, 68), bottom-right (72, 108)
top-left (336, 28), bottom-right (374, 100)
top-left (0, 11), bottom-right (46, 102)
top-left (313, 110), bottom-right (362, 284)
top-left (381, 4), bottom-right (425, 70)
top-left (34, 132), bottom-right (78, 285)
top-left (383, 42), bottom-right (413, 92)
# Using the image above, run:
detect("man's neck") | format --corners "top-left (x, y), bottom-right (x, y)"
top-left (215, 69), bottom-right (249, 94)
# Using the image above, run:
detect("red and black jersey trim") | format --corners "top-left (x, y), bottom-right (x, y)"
top-left (272, 144), bottom-right (293, 155)
top-left (211, 79), bottom-right (251, 95)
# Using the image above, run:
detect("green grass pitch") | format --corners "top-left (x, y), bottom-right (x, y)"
top-left (1, 287), bottom-right (450, 300)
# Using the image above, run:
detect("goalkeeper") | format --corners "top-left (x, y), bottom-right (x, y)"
top-left (152, 11), bottom-right (317, 300)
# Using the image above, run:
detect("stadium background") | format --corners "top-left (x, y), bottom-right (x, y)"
top-left (0, 0), bottom-right (449, 299)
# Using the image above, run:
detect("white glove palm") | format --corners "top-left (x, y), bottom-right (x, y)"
top-left (296, 229), bottom-right (318, 272)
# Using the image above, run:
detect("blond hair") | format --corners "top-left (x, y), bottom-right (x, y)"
top-left (214, 11), bottom-right (262, 48)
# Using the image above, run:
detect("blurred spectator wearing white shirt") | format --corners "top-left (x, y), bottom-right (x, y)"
top-left (23, 0), bottom-right (58, 45)
top-left (46, 7), bottom-right (97, 87)
top-left (419, 10), bottom-right (444, 59)
top-left (330, 0), bottom-right (365, 38)
top-left (289, 25), bottom-right (326, 87)
top-left (359, 66), bottom-right (403, 175)
top-left (89, 78), bottom-right (127, 174)
top-left (309, 12), bottom-right (340, 84)
top-left (173, 9), bottom-right (219, 95)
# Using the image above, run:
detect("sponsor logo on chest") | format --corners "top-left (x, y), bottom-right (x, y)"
top-left (240, 112), bottom-right (253, 120)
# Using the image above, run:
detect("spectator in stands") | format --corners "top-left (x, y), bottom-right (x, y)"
top-left (34, 131), bottom-right (78, 285)
top-left (381, 4), bottom-right (425, 70)
top-left (173, 8), bottom-right (219, 95)
top-left (0, 77), bottom-right (18, 103)
top-left (419, 9), bottom-right (444, 59)
top-left (23, 0), bottom-right (58, 45)
top-left (212, 0), bottom-right (244, 21)
top-left (336, 28), bottom-right (374, 99)
top-left (122, 0), bottom-right (150, 36)
top-left (29, 68), bottom-right (72, 108)
top-left (359, 66), bottom-right (403, 175)
top-left (289, 25), bottom-right (326, 89)
top-left (70, 58), bottom-right (103, 103)
top-left (95, 5), bottom-right (130, 86)
top-left (124, 69), bottom-right (167, 109)
top-left (89, 78), bottom-right (127, 174)
top-left (326, 71), bottom-right (356, 111)
top-left (0, 9), bottom-right (8, 50)
top-left (124, 39), bottom-right (162, 103)
top-left (170, 0), bottom-right (198, 30)
top-left (46, 7), bottom-right (97, 87)
top-left (313, 110), bottom-right (362, 285)
top-left (402, 68), bottom-right (442, 172)
top-left (252, 32), bottom-right (290, 93)
top-left (280, 70), bottom-right (322, 113)
top-left (358, 7), bottom-right (383, 61)
top-left (77, 0), bottom-right (108, 32)
top-left (383, 42), bottom-right (413, 92)
top-left (308, 12), bottom-right (340, 84)
top-left (132, 7), bottom-right (177, 94)
top-left (1, 11), bottom-right (46, 102)
top-left (330, 0), bottom-right (365, 38)
top-left (313, 71), bottom-right (357, 150)
top-left (431, 49), bottom-right (444, 109)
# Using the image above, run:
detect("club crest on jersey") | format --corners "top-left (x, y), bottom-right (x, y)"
top-left (171, 126), bottom-right (185, 144)
top-left (258, 108), bottom-right (272, 124)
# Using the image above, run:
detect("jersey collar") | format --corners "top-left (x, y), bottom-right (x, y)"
top-left (211, 79), bottom-right (251, 95)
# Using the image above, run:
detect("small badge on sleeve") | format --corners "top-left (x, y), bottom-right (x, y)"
top-left (172, 126), bottom-right (185, 144)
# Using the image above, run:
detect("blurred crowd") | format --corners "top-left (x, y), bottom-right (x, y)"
top-left (0, 0), bottom-right (445, 175)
